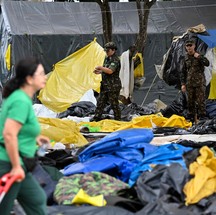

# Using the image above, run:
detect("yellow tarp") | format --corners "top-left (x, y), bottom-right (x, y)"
top-left (209, 72), bottom-right (216, 99)
top-left (78, 114), bottom-right (192, 133)
top-left (134, 53), bottom-right (144, 77)
top-left (5, 44), bottom-right (11, 71)
top-left (38, 117), bottom-right (88, 146)
top-left (38, 114), bottom-right (191, 147)
top-left (184, 146), bottom-right (216, 205)
top-left (208, 47), bottom-right (216, 99)
top-left (38, 39), bottom-right (106, 113)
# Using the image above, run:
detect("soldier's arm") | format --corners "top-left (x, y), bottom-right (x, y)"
top-left (98, 59), bottom-right (120, 75)
top-left (180, 61), bottom-right (187, 92)
top-left (180, 58), bottom-right (187, 85)
top-left (95, 66), bottom-right (113, 74)
top-left (199, 55), bottom-right (210, 67)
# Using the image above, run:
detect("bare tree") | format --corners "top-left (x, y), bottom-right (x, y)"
top-left (135, 0), bottom-right (157, 53)
top-left (62, 0), bottom-right (156, 51)
top-left (95, 0), bottom-right (157, 50)
top-left (95, 0), bottom-right (112, 43)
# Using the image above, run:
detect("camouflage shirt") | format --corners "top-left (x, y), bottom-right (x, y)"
top-left (101, 53), bottom-right (121, 92)
top-left (180, 54), bottom-right (209, 87)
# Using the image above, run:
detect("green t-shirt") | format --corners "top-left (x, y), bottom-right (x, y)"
top-left (0, 89), bottom-right (40, 162)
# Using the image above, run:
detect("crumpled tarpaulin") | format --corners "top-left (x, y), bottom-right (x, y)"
top-left (136, 163), bottom-right (189, 206)
top-left (63, 155), bottom-right (137, 182)
top-left (63, 129), bottom-right (156, 182)
top-left (78, 114), bottom-right (192, 133)
top-left (38, 117), bottom-right (88, 146)
top-left (129, 144), bottom-right (192, 186)
top-left (38, 39), bottom-right (105, 113)
top-left (78, 128), bottom-right (154, 162)
top-left (184, 146), bottom-right (216, 205)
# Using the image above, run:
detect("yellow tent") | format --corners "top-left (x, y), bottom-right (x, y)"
top-left (38, 39), bottom-right (106, 113)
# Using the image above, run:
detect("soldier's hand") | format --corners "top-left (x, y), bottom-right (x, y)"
top-left (181, 84), bottom-right (186, 92)
top-left (194, 52), bottom-right (200, 58)
top-left (93, 69), bottom-right (102, 74)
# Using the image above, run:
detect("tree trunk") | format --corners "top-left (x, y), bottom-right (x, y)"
top-left (135, 0), bottom-right (156, 53)
top-left (96, 0), bottom-right (112, 43)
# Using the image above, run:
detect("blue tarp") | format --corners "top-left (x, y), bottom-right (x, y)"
top-left (63, 155), bottom-right (136, 182)
top-left (63, 130), bottom-right (192, 184)
top-left (63, 129), bottom-right (156, 182)
top-left (78, 128), bottom-right (155, 162)
top-left (198, 30), bottom-right (216, 48)
top-left (129, 144), bottom-right (192, 186)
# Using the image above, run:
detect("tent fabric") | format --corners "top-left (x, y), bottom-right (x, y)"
top-left (208, 47), bottom-right (216, 99)
top-left (129, 144), bottom-right (192, 186)
top-left (198, 30), bottom-right (216, 48)
top-left (78, 114), bottom-right (192, 133)
top-left (5, 44), bottom-right (11, 71)
top-left (1, 1), bottom-right (216, 106)
top-left (63, 129), bottom-right (156, 182)
top-left (63, 155), bottom-right (137, 182)
top-left (38, 117), bottom-right (88, 146)
top-left (78, 128), bottom-right (155, 162)
top-left (134, 53), bottom-right (144, 78)
top-left (3, 1), bottom-right (216, 36)
top-left (184, 146), bottom-right (216, 205)
top-left (136, 163), bottom-right (188, 205)
top-left (47, 205), bottom-right (134, 215)
top-left (37, 114), bottom-right (192, 150)
top-left (206, 100), bottom-right (216, 118)
top-left (119, 50), bottom-right (132, 99)
top-left (38, 39), bottom-right (105, 113)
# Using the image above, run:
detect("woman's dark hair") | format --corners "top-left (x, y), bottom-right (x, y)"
top-left (3, 57), bottom-right (41, 98)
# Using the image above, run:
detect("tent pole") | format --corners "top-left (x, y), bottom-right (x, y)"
top-left (141, 73), bottom-right (158, 106)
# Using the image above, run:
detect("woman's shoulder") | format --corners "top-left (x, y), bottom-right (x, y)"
top-left (7, 89), bottom-right (31, 105)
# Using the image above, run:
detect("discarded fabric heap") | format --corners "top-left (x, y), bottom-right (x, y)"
top-left (63, 128), bottom-right (156, 182)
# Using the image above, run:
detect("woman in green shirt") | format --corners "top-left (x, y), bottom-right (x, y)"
top-left (0, 57), bottom-right (48, 215)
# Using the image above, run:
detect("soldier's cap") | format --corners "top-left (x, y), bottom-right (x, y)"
top-left (104, 42), bottom-right (117, 51)
top-left (185, 39), bottom-right (195, 46)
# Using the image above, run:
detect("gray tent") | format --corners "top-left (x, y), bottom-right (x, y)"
top-left (0, 0), bottom-right (216, 106)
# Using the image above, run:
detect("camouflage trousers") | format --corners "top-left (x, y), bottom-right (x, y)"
top-left (187, 84), bottom-right (206, 117)
top-left (94, 90), bottom-right (121, 120)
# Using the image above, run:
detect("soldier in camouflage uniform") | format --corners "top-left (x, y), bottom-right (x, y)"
top-left (180, 39), bottom-right (209, 121)
top-left (91, 42), bottom-right (121, 121)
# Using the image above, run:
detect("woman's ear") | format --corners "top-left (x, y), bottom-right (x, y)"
top-left (26, 75), bottom-right (33, 85)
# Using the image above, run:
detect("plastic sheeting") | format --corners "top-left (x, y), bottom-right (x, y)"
top-left (2, 1), bottom-right (216, 106)
top-left (129, 144), bottom-right (192, 186)
top-left (38, 117), bottom-right (88, 146)
top-left (63, 155), bottom-right (137, 182)
top-left (184, 146), bottom-right (216, 205)
top-left (160, 31), bottom-right (209, 88)
top-left (47, 205), bottom-right (134, 215)
top-left (136, 163), bottom-right (188, 205)
top-left (198, 29), bottom-right (216, 48)
top-left (5, 44), bottom-right (11, 71)
top-left (78, 128), bottom-right (154, 162)
top-left (208, 47), bottom-right (216, 99)
top-left (134, 53), bottom-right (144, 78)
top-left (78, 114), bottom-right (192, 133)
top-left (63, 129), bottom-right (155, 182)
top-left (38, 39), bottom-right (105, 112)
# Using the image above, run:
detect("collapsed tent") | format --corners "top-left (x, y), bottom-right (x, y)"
top-left (38, 39), bottom-right (105, 112)
top-left (1, 0), bottom-right (216, 106)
